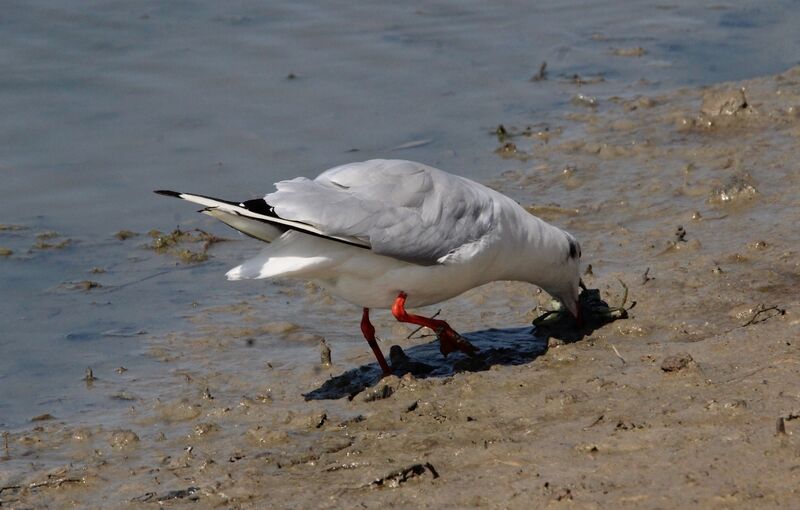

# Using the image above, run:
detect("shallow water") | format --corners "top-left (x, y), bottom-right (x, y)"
top-left (2, 0), bottom-right (800, 429)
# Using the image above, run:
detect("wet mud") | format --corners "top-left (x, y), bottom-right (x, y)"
top-left (3, 69), bottom-right (800, 508)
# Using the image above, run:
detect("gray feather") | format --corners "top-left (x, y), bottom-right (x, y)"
top-left (265, 160), bottom-right (496, 265)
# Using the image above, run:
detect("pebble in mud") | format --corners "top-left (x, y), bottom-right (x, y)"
top-left (156, 399), bottom-right (203, 422)
top-left (661, 353), bottom-right (694, 373)
top-left (361, 383), bottom-right (395, 403)
top-left (278, 410), bottom-right (329, 430)
top-left (72, 280), bottom-right (102, 291)
top-left (193, 422), bottom-right (220, 437)
top-left (709, 174), bottom-right (759, 204)
top-left (261, 321), bottom-right (300, 335)
top-left (611, 46), bottom-right (646, 57)
top-left (109, 429), bottom-right (140, 449)
top-left (495, 142), bottom-right (529, 159)
top-left (544, 389), bottom-right (589, 407)
top-left (701, 88), bottom-right (748, 117)
top-left (571, 94), bottom-right (599, 108)
top-left (71, 428), bottom-right (93, 441)
top-left (247, 426), bottom-right (290, 446)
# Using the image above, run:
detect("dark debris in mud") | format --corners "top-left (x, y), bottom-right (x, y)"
top-left (114, 229), bottom-right (139, 240)
top-left (132, 486), bottom-right (201, 503)
top-left (368, 462), bottom-right (439, 489)
top-left (776, 412), bottom-right (800, 436)
top-left (530, 61), bottom-right (548, 82)
top-left (62, 280), bottom-right (102, 291)
top-left (741, 304), bottom-right (785, 327)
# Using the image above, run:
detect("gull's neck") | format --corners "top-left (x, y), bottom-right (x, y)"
top-left (495, 199), bottom-right (574, 290)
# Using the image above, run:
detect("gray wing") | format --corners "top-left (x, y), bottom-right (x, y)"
top-left (264, 159), bottom-right (497, 265)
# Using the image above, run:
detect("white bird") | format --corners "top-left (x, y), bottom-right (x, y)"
top-left (156, 159), bottom-right (582, 375)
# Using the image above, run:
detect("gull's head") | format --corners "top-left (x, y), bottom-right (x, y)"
top-left (540, 231), bottom-right (582, 320)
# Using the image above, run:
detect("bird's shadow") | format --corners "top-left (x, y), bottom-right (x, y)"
top-left (304, 302), bottom-right (618, 401)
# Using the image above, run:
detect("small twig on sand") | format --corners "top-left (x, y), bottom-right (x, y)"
top-left (615, 278), bottom-right (637, 311)
top-left (1, 477), bottom-right (83, 494)
top-left (616, 279), bottom-right (629, 309)
top-left (611, 344), bottom-right (626, 366)
top-left (641, 267), bottom-right (653, 285)
top-left (741, 304), bottom-right (785, 327)
top-left (583, 414), bottom-right (604, 430)
top-left (406, 309), bottom-right (441, 339)
top-left (29, 478), bottom-right (83, 490)
top-left (710, 364), bottom-right (773, 385)
top-left (530, 61), bottom-right (548, 82)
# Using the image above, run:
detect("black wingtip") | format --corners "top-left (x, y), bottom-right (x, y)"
top-left (240, 198), bottom-right (276, 217)
top-left (154, 189), bottom-right (182, 198)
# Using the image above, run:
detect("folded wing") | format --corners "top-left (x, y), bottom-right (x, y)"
top-left (265, 160), bottom-right (497, 265)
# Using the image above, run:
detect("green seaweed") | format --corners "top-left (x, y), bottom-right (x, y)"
top-left (33, 238), bottom-right (72, 250)
top-left (115, 230), bottom-right (139, 241)
top-left (147, 228), bottom-right (225, 264)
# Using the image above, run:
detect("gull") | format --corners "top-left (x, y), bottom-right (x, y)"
top-left (156, 159), bottom-right (582, 375)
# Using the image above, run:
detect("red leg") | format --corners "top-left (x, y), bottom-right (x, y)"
top-left (391, 292), bottom-right (478, 357)
top-left (361, 308), bottom-right (392, 376)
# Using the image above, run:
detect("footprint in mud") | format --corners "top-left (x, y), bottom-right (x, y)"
top-left (305, 287), bottom-right (628, 401)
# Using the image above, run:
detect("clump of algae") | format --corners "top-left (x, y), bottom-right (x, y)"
top-left (33, 231), bottom-right (72, 250)
top-left (114, 230), bottom-right (139, 240)
top-left (147, 228), bottom-right (225, 263)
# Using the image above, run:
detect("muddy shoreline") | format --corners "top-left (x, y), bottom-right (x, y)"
top-left (3, 69), bottom-right (800, 509)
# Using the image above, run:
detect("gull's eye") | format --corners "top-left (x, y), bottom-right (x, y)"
top-left (568, 238), bottom-right (581, 259)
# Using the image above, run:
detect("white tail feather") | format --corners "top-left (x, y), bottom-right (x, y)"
top-left (226, 231), bottom-right (336, 280)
